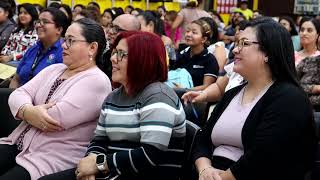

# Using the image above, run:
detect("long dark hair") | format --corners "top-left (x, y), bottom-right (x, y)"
top-left (74, 18), bottom-right (106, 72)
top-left (247, 17), bottom-right (299, 86)
top-left (199, 17), bottom-right (219, 44)
top-left (138, 11), bottom-right (165, 36)
top-left (14, 3), bottom-right (38, 35)
top-left (278, 16), bottom-right (298, 36)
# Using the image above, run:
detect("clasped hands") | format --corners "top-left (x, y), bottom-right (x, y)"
top-left (75, 154), bottom-right (105, 180)
top-left (21, 103), bottom-right (64, 132)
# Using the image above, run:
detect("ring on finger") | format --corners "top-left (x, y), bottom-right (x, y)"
top-left (41, 123), bottom-right (46, 130)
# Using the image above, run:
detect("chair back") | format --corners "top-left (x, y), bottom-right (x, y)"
top-left (180, 120), bottom-right (200, 180)
top-left (0, 88), bottom-right (20, 138)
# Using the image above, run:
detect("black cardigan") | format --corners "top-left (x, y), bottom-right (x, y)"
top-left (193, 81), bottom-right (318, 180)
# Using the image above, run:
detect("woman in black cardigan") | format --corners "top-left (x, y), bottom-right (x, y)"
top-left (193, 17), bottom-right (317, 180)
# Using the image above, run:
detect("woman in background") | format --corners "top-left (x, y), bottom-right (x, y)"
top-left (279, 16), bottom-right (300, 51)
top-left (174, 19), bottom-right (219, 90)
top-left (9, 7), bottom-right (68, 88)
top-left (295, 17), bottom-right (320, 66)
top-left (0, 3), bottom-right (38, 65)
top-left (0, 1), bottom-right (16, 51)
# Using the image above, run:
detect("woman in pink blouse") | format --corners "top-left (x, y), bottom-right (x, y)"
top-left (0, 3), bottom-right (38, 65)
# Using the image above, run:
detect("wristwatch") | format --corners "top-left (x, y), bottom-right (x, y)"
top-left (96, 153), bottom-right (107, 172)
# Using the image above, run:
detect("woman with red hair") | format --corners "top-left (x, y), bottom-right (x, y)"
top-left (40, 31), bottom-right (186, 180)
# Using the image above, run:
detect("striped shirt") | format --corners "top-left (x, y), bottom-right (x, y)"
top-left (87, 82), bottom-right (186, 180)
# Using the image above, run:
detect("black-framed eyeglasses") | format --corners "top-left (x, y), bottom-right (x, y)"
top-left (62, 37), bottom-right (87, 49)
top-left (111, 49), bottom-right (128, 62)
top-left (235, 38), bottom-right (259, 52)
top-left (34, 19), bottom-right (55, 26)
top-left (108, 24), bottom-right (126, 36)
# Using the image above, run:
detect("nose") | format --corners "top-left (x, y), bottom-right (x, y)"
top-left (61, 40), bottom-right (68, 50)
top-left (232, 45), bottom-right (241, 54)
top-left (110, 52), bottom-right (117, 63)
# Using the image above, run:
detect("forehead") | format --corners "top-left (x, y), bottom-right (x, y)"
top-left (65, 23), bottom-right (83, 37)
top-left (302, 21), bottom-right (316, 29)
top-left (239, 27), bottom-right (257, 40)
top-left (39, 11), bottom-right (53, 20)
top-left (188, 23), bottom-right (201, 29)
top-left (113, 17), bottom-right (126, 28)
top-left (116, 39), bottom-right (128, 50)
top-left (280, 19), bottom-right (289, 24)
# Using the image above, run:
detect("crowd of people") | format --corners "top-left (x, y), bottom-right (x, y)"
top-left (0, 0), bottom-right (318, 179)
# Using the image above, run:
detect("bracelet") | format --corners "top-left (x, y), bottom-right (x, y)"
top-left (19, 104), bottom-right (31, 120)
top-left (199, 166), bottom-right (213, 176)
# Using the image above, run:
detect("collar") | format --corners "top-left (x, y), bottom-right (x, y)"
top-left (36, 38), bottom-right (62, 52)
top-left (180, 47), bottom-right (209, 58)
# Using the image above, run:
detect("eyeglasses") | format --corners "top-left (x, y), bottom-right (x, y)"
top-left (108, 24), bottom-right (126, 36)
top-left (111, 49), bottom-right (128, 62)
top-left (235, 38), bottom-right (259, 52)
top-left (34, 19), bottom-right (55, 26)
top-left (62, 37), bottom-right (87, 49)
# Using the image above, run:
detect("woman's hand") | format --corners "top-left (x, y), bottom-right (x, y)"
top-left (182, 90), bottom-right (207, 104)
top-left (23, 103), bottom-right (64, 132)
top-left (76, 154), bottom-right (99, 179)
top-left (199, 166), bottom-right (225, 180)
top-left (78, 175), bottom-right (95, 180)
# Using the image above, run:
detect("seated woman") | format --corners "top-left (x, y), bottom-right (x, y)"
top-left (0, 1), bottom-right (15, 51)
top-left (0, 18), bottom-right (112, 180)
top-left (9, 7), bottom-right (69, 88)
top-left (279, 16), bottom-right (300, 51)
top-left (40, 31), bottom-right (186, 180)
top-left (193, 17), bottom-right (317, 180)
top-left (174, 19), bottom-right (219, 91)
top-left (0, 3), bottom-right (38, 66)
top-left (295, 17), bottom-right (320, 66)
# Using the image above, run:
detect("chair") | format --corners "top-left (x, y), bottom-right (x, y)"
top-left (180, 120), bottom-right (200, 180)
top-left (0, 88), bottom-right (20, 138)
top-left (174, 88), bottom-right (209, 127)
top-left (304, 114), bottom-right (320, 180)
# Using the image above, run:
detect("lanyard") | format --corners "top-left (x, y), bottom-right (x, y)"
top-left (29, 50), bottom-right (43, 80)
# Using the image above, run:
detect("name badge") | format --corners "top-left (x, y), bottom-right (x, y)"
top-left (47, 54), bottom-right (55, 63)
top-left (193, 65), bottom-right (204, 69)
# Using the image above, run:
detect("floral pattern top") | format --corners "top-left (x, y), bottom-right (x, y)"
top-left (1, 28), bottom-right (38, 61)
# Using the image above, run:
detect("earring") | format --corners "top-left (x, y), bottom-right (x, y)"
top-left (89, 55), bottom-right (93, 61)
top-left (264, 58), bottom-right (268, 63)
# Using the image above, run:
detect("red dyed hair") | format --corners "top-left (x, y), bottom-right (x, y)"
top-left (112, 31), bottom-right (168, 96)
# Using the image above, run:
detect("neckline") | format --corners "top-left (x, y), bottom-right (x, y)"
top-left (239, 81), bottom-right (274, 107)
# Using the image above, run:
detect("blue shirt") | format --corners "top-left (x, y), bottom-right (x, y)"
top-left (17, 39), bottom-right (63, 85)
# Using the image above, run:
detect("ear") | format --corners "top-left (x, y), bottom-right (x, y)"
top-left (88, 42), bottom-right (98, 57)
top-left (148, 21), bottom-right (155, 32)
top-left (56, 27), bottom-right (63, 36)
top-left (202, 36), bottom-right (208, 44)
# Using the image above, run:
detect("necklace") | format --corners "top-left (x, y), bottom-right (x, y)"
top-left (241, 81), bottom-right (274, 106)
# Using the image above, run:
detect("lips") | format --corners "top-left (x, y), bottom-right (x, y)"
top-left (62, 52), bottom-right (68, 56)
top-left (112, 66), bottom-right (119, 72)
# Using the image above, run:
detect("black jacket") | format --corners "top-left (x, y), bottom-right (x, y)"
top-left (193, 81), bottom-right (317, 180)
